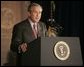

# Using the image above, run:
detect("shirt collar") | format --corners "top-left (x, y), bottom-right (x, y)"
top-left (28, 19), bottom-right (38, 29)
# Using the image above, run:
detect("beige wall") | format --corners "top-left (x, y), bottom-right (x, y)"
top-left (1, 1), bottom-right (30, 66)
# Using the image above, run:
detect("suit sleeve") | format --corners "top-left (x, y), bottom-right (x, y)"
top-left (10, 24), bottom-right (23, 53)
top-left (42, 23), bottom-right (47, 37)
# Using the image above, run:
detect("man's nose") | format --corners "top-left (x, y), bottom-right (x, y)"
top-left (36, 13), bottom-right (39, 17)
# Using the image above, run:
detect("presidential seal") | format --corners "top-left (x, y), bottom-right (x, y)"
top-left (54, 41), bottom-right (70, 61)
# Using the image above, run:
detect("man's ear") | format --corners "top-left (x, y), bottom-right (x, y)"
top-left (27, 12), bottom-right (30, 17)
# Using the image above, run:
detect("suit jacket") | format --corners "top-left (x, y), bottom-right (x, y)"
top-left (10, 19), bottom-right (47, 66)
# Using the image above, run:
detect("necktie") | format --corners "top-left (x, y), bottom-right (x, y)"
top-left (33, 24), bottom-right (38, 38)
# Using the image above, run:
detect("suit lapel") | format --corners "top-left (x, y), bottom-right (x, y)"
top-left (25, 20), bottom-right (36, 42)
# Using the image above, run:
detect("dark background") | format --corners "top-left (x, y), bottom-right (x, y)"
top-left (31, 1), bottom-right (84, 65)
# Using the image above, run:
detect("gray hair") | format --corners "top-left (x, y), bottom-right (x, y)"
top-left (27, 3), bottom-right (43, 12)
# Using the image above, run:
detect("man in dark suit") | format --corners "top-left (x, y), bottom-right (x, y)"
top-left (10, 3), bottom-right (47, 66)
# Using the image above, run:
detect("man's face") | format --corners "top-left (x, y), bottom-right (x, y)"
top-left (28, 6), bottom-right (42, 23)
